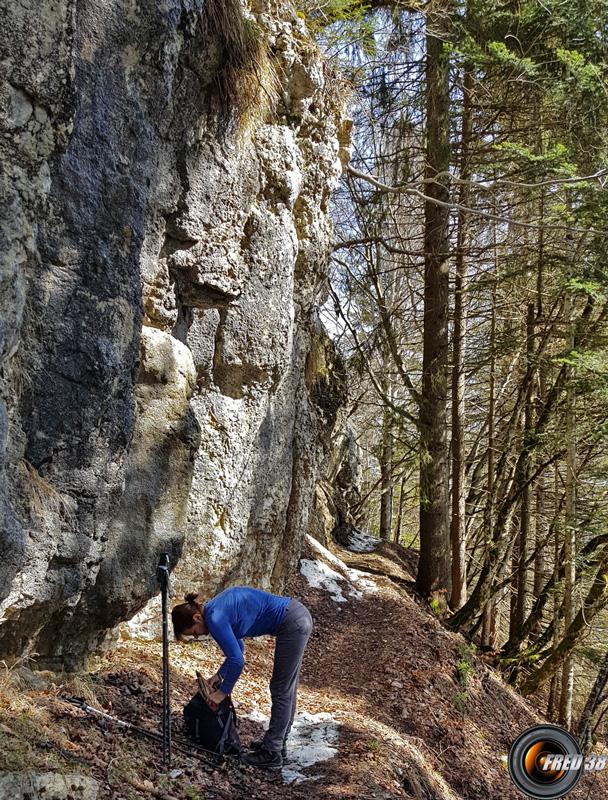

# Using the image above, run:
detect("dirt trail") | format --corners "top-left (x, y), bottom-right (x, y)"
top-left (1, 536), bottom-right (606, 799)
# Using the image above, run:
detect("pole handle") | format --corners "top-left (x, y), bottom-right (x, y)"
top-left (157, 553), bottom-right (170, 589)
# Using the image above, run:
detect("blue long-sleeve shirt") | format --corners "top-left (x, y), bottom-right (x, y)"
top-left (204, 586), bottom-right (290, 694)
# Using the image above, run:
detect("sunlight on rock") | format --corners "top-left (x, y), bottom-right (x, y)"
top-left (346, 529), bottom-right (378, 553)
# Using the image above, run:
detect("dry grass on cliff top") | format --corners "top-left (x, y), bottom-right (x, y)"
top-left (1, 538), bottom-right (607, 799)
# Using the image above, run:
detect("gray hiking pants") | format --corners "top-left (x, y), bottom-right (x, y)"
top-left (262, 598), bottom-right (313, 754)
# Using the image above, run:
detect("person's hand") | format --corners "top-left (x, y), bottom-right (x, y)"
top-left (209, 672), bottom-right (222, 689)
top-left (208, 688), bottom-right (227, 704)
top-left (203, 675), bottom-right (218, 691)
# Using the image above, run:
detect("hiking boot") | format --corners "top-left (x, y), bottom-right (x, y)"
top-left (249, 738), bottom-right (288, 759)
top-left (242, 746), bottom-right (282, 770)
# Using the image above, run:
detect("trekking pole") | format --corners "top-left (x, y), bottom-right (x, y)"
top-left (157, 553), bottom-right (171, 766)
top-left (62, 697), bottom-right (223, 763)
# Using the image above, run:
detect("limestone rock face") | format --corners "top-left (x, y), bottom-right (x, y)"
top-left (0, 0), bottom-right (347, 666)
top-left (0, 772), bottom-right (99, 800)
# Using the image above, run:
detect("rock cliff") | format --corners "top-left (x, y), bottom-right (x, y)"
top-left (0, 0), bottom-right (347, 667)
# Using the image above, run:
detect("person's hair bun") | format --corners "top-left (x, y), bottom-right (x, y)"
top-left (184, 592), bottom-right (199, 604)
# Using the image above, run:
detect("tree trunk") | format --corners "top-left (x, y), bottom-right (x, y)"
top-left (547, 468), bottom-right (562, 721)
top-left (577, 650), bottom-right (608, 753)
top-left (394, 472), bottom-right (406, 544)
top-left (532, 480), bottom-right (546, 634)
top-left (380, 402), bottom-right (394, 540)
top-left (449, 67), bottom-right (472, 611)
top-left (532, 187), bottom-right (546, 636)
top-left (417, 0), bottom-right (453, 598)
top-left (559, 291), bottom-right (576, 729)
top-left (520, 549), bottom-right (608, 697)
top-left (509, 509), bottom-right (520, 639)
top-left (448, 363), bottom-right (568, 633)
top-left (514, 302), bottom-right (536, 636)
top-left (548, 670), bottom-right (561, 722)
top-left (481, 279), bottom-right (497, 646)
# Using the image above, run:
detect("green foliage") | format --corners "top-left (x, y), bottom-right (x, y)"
top-left (185, 786), bottom-right (207, 800)
top-left (451, 643), bottom-right (476, 714)
top-left (456, 642), bottom-right (476, 689)
top-left (486, 41), bottom-right (538, 75)
top-left (452, 690), bottom-right (469, 714)
top-left (556, 48), bottom-right (604, 93)
top-left (490, 141), bottom-right (578, 177)
top-left (499, 650), bottom-right (542, 669)
top-left (430, 597), bottom-right (442, 616)
top-left (567, 277), bottom-right (608, 301)
top-left (297, 1), bottom-right (377, 56)
top-left (456, 658), bottom-right (473, 687)
top-left (558, 349), bottom-right (608, 377)
top-left (298, 0), bottom-right (371, 27)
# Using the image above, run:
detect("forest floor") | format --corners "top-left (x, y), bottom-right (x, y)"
top-left (1, 535), bottom-right (606, 800)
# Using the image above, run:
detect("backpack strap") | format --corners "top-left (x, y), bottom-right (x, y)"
top-left (216, 713), bottom-right (233, 756)
top-left (216, 699), bottom-right (240, 756)
top-left (230, 699), bottom-right (239, 729)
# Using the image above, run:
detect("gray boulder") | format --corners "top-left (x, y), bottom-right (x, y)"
top-left (0, 772), bottom-right (99, 800)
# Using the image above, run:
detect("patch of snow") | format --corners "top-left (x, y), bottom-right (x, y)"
top-left (300, 559), bottom-right (348, 603)
top-left (244, 708), bottom-right (339, 784)
top-left (281, 767), bottom-right (318, 784)
top-left (305, 534), bottom-right (349, 571)
top-left (347, 529), bottom-right (378, 553)
top-left (285, 711), bottom-right (339, 770)
top-left (345, 567), bottom-right (378, 596)
top-left (243, 708), bottom-right (269, 724)
top-left (302, 535), bottom-right (378, 601)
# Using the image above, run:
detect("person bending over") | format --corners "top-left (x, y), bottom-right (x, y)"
top-left (172, 586), bottom-right (313, 769)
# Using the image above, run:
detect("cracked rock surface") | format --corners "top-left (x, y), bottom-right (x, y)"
top-left (0, 0), bottom-right (348, 666)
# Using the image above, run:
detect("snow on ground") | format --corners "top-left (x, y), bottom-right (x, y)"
top-left (300, 559), bottom-right (349, 603)
top-left (301, 535), bottom-right (378, 603)
top-left (344, 567), bottom-right (377, 599)
top-left (346, 529), bottom-right (378, 553)
top-left (305, 534), bottom-right (352, 571)
top-left (243, 709), bottom-right (339, 784)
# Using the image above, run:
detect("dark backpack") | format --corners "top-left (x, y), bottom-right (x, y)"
top-left (183, 694), bottom-right (241, 758)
